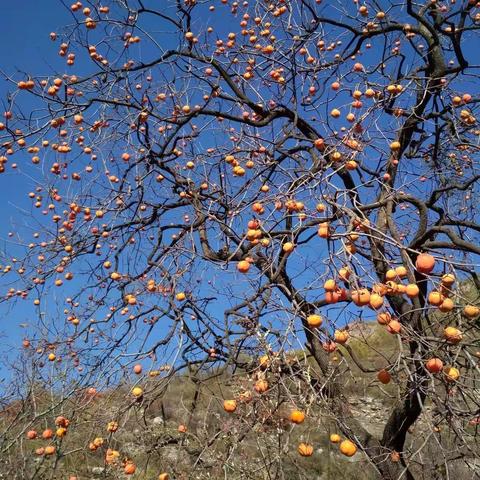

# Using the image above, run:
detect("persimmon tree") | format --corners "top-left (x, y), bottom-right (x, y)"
top-left (1, 0), bottom-right (480, 479)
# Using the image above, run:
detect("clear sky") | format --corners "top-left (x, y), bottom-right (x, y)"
top-left (0, 0), bottom-right (478, 383)
top-left (0, 1), bottom-right (73, 363)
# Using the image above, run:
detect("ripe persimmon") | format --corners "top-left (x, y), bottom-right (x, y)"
top-left (289, 410), bottom-right (305, 424)
top-left (223, 400), bottom-right (237, 413)
top-left (415, 253), bottom-right (435, 274)
top-left (444, 327), bottom-right (462, 344)
top-left (334, 330), bottom-right (349, 344)
top-left (377, 369), bottom-right (391, 384)
top-left (306, 314), bottom-right (322, 328)
top-left (298, 442), bottom-right (314, 456)
top-left (426, 358), bottom-right (443, 374)
top-left (339, 439), bottom-right (357, 456)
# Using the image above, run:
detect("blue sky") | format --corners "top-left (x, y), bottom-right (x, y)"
top-left (0, 1), bottom-right (347, 379)
top-left (0, 0), bottom-right (478, 387)
top-left (0, 2), bottom-right (72, 362)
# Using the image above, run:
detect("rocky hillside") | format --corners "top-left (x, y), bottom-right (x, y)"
top-left (1, 321), bottom-right (476, 480)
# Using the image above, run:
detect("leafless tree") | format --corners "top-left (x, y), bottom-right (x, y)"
top-left (0, 1), bottom-right (479, 479)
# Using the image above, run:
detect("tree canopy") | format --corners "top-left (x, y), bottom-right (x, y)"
top-left (0, 1), bottom-right (480, 479)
